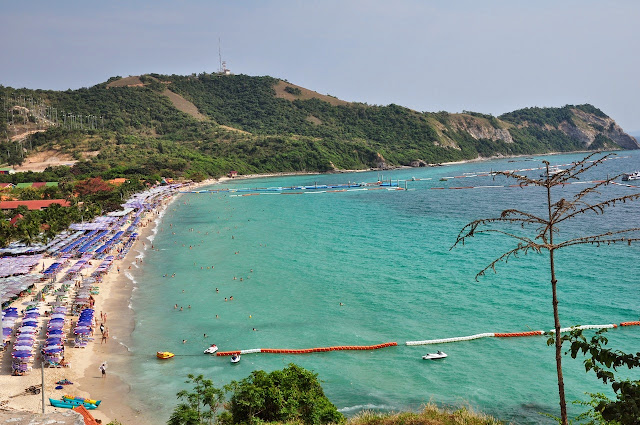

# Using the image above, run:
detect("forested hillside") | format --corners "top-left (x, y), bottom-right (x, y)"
top-left (0, 73), bottom-right (637, 182)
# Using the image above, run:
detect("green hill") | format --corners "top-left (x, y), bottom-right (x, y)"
top-left (0, 73), bottom-right (637, 181)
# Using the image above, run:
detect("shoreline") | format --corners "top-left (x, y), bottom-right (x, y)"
top-left (0, 178), bottom-right (218, 423)
top-left (73, 178), bottom-right (217, 424)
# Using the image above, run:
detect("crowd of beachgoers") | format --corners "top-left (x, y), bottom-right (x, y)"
top-left (0, 181), bottom-right (195, 420)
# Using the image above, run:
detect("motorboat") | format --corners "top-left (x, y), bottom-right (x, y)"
top-left (622, 171), bottom-right (640, 181)
top-left (230, 354), bottom-right (241, 364)
top-left (157, 351), bottom-right (175, 359)
top-left (540, 167), bottom-right (564, 178)
top-left (204, 344), bottom-right (218, 354)
top-left (422, 351), bottom-right (447, 360)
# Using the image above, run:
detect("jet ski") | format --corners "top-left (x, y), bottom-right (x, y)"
top-left (422, 351), bottom-right (447, 360)
top-left (204, 344), bottom-right (218, 354)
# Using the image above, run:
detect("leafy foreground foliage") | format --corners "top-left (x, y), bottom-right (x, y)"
top-left (168, 367), bottom-right (500, 425)
top-left (222, 364), bottom-right (344, 425)
top-left (564, 329), bottom-right (640, 425)
top-left (169, 374), bottom-right (225, 425)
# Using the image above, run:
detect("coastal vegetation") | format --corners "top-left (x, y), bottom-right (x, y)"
top-left (453, 153), bottom-right (640, 424)
top-left (169, 366), bottom-right (500, 425)
top-left (566, 328), bottom-right (640, 425)
top-left (169, 365), bottom-right (343, 425)
top-left (1, 74), bottom-right (637, 184)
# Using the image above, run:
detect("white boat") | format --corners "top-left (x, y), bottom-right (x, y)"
top-left (540, 167), bottom-right (563, 178)
top-left (422, 351), bottom-right (447, 360)
top-left (204, 344), bottom-right (218, 354)
top-left (230, 354), bottom-right (241, 364)
top-left (622, 171), bottom-right (640, 181)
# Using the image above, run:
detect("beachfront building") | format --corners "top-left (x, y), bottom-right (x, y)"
top-left (0, 200), bottom-right (71, 211)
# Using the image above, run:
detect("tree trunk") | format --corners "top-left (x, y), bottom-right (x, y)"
top-left (550, 250), bottom-right (568, 425)
top-left (546, 166), bottom-right (568, 425)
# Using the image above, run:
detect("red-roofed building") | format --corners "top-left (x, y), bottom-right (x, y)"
top-left (9, 214), bottom-right (23, 226)
top-left (0, 199), bottom-right (70, 210)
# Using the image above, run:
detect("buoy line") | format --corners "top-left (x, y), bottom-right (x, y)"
top-left (213, 321), bottom-right (638, 356)
top-left (216, 342), bottom-right (398, 356)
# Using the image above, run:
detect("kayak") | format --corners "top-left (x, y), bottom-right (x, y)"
top-left (157, 351), bottom-right (175, 359)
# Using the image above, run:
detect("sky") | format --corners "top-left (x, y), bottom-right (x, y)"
top-left (1, 0), bottom-right (639, 132)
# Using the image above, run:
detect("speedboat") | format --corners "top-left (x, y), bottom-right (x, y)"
top-left (422, 351), bottom-right (447, 360)
top-left (540, 167), bottom-right (563, 178)
top-left (204, 344), bottom-right (218, 354)
top-left (157, 351), bottom-right (175, 359)
top-left (230, 354), bottom-right (241, 364)
top-left (622, 171), bottom-right (640, 181)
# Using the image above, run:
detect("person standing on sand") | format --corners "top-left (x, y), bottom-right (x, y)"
top-left (99, 362), bottom-right (107, 378)
top-left (101, 328), bottom-right (109, 344)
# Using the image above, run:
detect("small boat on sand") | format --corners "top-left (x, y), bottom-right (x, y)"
top-left (157, 351), bottom-right (175, 359)
top-left (230, 354), bottom-right (241, 364)
top-left (50, 398), bottom-right (100, 409)
top-left (204, 344), bottom-right (218, 354)
top-left (422, 351), bottom-right (447, 360)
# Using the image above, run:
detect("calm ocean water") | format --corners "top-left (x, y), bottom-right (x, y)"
top-left (121, 151), bottom-right (640, 424)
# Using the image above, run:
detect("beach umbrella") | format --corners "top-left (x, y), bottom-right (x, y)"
top-left (50, 314), bottom-right (65, 319)
top-left (13, 345), bottom-right (33, 351)
top-left (49, 301), bottom-right (67, 306)
top-left (47, 329), bottom-right (63, 335)
top-left (45, 339), bottom-right (62, 345)
top-left (18, 327), bottom-right (36, 333)
top-left (22, 321), bottom-right (38, 327)
top-left (12, 351), bottom-right (33, 358)
top-left (43, 347), bottom-right (63, 353)
top-left (74, 328), bottom-right (90, 335)
top-left (49, 317), bottom-right (65, 322)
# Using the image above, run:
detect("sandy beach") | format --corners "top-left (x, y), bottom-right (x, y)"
top-left (0, 178), bottom-right (219, 423)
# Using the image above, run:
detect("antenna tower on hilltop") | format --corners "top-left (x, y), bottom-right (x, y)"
top-left (218, 38), bottom-right (231, 75)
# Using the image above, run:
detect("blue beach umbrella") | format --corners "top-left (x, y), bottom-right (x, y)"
top-left (22, 321), bottom-right (38, 327)
top-left (44, 347), bottom-right (63, 353)
top-left (46, 339), bottom-right (62, 345)
top-left (48, 318), bottom-right (65, 323)
top-left (13, 345), bottom-right (33, 351)
top-left (18, 327), bottom-right (36, 333)
top-left (12, 351), bottom-right (33, 358)
top-left (2, 328), bottom-right (11, 336)
top-left (47, 329), bottom-right (63, 335)
top-left (74, 328), bottom-right (90, 335)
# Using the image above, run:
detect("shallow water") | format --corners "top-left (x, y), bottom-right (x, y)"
top-left (125, 151), bottom-right (640, 424)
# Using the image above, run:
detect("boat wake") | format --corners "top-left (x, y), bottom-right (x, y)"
top-left (338, 404), bottom-right (392, 413)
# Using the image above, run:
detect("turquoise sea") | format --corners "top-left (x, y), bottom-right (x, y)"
top-left (121, 151), bottom-right (640, 424)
